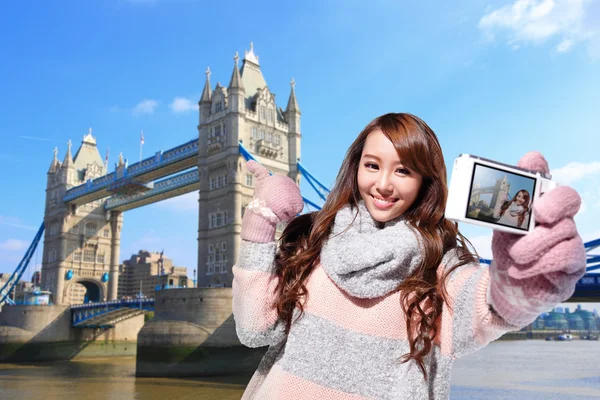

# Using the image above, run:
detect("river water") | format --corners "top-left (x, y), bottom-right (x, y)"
top-left (0, 340), bottom-right (598, 399)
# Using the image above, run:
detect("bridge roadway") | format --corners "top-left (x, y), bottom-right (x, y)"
top-left (569, 272), bottom-right (600, 302)
top-left (63, 138), bottom-right (198, 206)
top-left (71, 298), bottom-right (154, 328)
top-left (104, 169), bottom-right (199, 212)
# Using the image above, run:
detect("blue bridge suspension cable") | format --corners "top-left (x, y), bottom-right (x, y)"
top-left (238, 141), bottom-right (322, 210)
top-left (0, 222), bottom-right (45, 305)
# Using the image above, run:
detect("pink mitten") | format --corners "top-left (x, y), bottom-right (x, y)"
top-left (241, 160), bottom-right (304, 243)
top-left (489, 152), bottom-right (587, 326)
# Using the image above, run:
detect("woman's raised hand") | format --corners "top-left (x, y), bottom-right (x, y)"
top-left (241, 160), bottom-right (304, 243)
top-left (489, 151), bottom-right (586, 326)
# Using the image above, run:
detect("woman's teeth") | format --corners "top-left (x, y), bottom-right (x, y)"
top-left (372, 196), bottom-right (398, 208)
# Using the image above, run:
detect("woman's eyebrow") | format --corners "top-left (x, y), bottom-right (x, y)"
top-left (362, 153), bottom-right (405, 165)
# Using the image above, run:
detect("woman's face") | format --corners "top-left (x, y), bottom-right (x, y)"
top-left (357, 130), bottom-right (423, 222)
top-left (516, 191), bottom-right (527, 206)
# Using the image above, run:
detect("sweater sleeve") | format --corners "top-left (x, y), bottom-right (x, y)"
top-left (232, 239), bottom-right (286, 348)
top-left (437, 249), bottom-right (519, 360)
top-left (438, 248), bottom-right (583, 360)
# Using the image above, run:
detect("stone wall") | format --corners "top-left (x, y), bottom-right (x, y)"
top-left (136, 287), bottom-right (265, 377)
top-left (0, 304), bottom-right (145, 361)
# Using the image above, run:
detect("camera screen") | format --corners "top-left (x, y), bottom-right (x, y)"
top-left (465, 163), bottom-right (536, 231)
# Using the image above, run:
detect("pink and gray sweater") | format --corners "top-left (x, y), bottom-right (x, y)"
top-left (232, 203), bottom-right (584, 399)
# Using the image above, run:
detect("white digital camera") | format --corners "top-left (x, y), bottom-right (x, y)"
top-left (445, 154), bottom-right (558, 235)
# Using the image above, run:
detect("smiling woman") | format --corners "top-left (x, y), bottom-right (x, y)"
top-left (232, 112), bottom-right (587, 400)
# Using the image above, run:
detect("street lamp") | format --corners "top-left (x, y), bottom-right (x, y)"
top-left (193, 269), bottom-right (197, 288)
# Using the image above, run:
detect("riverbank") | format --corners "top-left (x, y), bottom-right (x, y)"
top-left (499, 330), bottom-right (600, 340)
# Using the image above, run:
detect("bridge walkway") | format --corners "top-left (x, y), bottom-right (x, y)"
top-left (73, 307), bottom-right (147, 329)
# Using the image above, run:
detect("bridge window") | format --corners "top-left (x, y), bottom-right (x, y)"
top-left (96, 253), bottom-right (105, 263)
top-left (252, 126), bottom-right (258, 140)
top-left (246, 174), bottom-right (253, 187)
top-left (215, 101), bottom-right (223, 113)
top-left (73, 250), bottom-right (81, 262)
top-left (71, 223), bottom-right (79, 234)
top-left (220, 242), bottom-right (226, 251)
top-left (260, 106), bottom-right (266, 121)
top-left (209, 177), bottom-right (215, 190)
top-left (83, 249), bottom-right (95, 263)
top-left (103, 228), bottom-right (109, 238)
top-left (208, 211), bottom-right (228, 229)
top-left (85, 222), bottom-right (97, 237)
top-left (208, 244), bottom-right (214, 253)
top-left (267, 108), bottom-right (273, 123)
top-left (274, 134), bottom-right (281, 146)
top-left (266, 132), bottom-right (272, 143)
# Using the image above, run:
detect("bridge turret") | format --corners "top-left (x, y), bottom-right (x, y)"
top-left (227, 52), bottom-right (245, 114)
top-left (42, 129), bottom-right (116, 305)
top-left (198, 67), bottom-right (212, 124)
top-left (285, 78), bottom-right (301, 184)
top-left (48, 147), bottom-right (60, 174)
top-left (59, 140), bottom-right (76, 186)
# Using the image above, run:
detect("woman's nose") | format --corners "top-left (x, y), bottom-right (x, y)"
top-left (376, 173), bottom-right (393, 193)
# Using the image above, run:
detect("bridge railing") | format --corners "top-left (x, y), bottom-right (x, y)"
top-left (71, 298), bottom-right (155, 325)
top-left (64, 138), bottom-right (198, 202)
top-left (104, 169), bottom-right (199, 210)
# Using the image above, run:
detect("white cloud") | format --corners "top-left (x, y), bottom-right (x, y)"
top-left (478, 0), bottom-right (599, 57)
top-left (159, 192), bottom-right (198, 212)
top-left (170, 97), bottom-right (197, 113)
top-left (0, 239), bottom-right (29, 251)
top-left (550, 161), bottom-right (600, 185)
top-left (132, 99), bottom-right (159, 116)
top-left (556, 38), bottom-right (574, 52)
top-left (0, 216), bottom-right (37, 231)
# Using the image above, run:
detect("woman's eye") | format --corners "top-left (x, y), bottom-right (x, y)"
top-left (396, 168), bottom-right (410, 175)
top-left (365, 163), bottom-right (378, 170)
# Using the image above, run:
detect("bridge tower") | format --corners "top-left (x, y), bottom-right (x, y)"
top-left (42, 131), bottom-right (121, 304)
top-left (196, 43), bottom-right (301, 287)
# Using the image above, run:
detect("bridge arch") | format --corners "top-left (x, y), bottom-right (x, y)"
top-left (63, 277), bottom-right (106, 305)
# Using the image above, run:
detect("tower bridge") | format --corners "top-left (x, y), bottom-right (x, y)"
top-left (22, 43), bottom-right (302, 306)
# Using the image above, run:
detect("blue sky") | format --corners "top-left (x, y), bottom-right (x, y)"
top-left (1, 0), bottom-right (599, 308)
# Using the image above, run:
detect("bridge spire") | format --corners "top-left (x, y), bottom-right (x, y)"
top-left (62, 139), bottom-right (73, 167)
top-left (200, 66), bottom-right (212, 104)
top-left (48, 146), bottom-right (60, 173)
top-left (286, 77), bottom-right (300, 113)
top-left (227, 52), bottom-right (244, 90)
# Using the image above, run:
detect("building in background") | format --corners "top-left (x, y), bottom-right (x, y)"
top-left (118, 250), bottom-right (188, 299)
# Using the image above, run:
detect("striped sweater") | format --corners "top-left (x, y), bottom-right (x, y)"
top-left (232, 240), bottom-right (579, 400)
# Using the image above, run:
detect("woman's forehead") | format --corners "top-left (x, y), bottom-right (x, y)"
top-left (362, 130), bottom-right (405, 161)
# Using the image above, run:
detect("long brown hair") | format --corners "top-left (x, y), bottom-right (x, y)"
top-left (499, 189), bottom-right (530, 227)
top-left (274, 113), bottom-right (478, 378)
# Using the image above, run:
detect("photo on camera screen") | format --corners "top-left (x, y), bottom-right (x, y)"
top-left (465, 163), bottom-right (537, 231)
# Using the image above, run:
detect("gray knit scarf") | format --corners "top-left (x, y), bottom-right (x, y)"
top-left (320, 201), bottom-right (423, 299)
